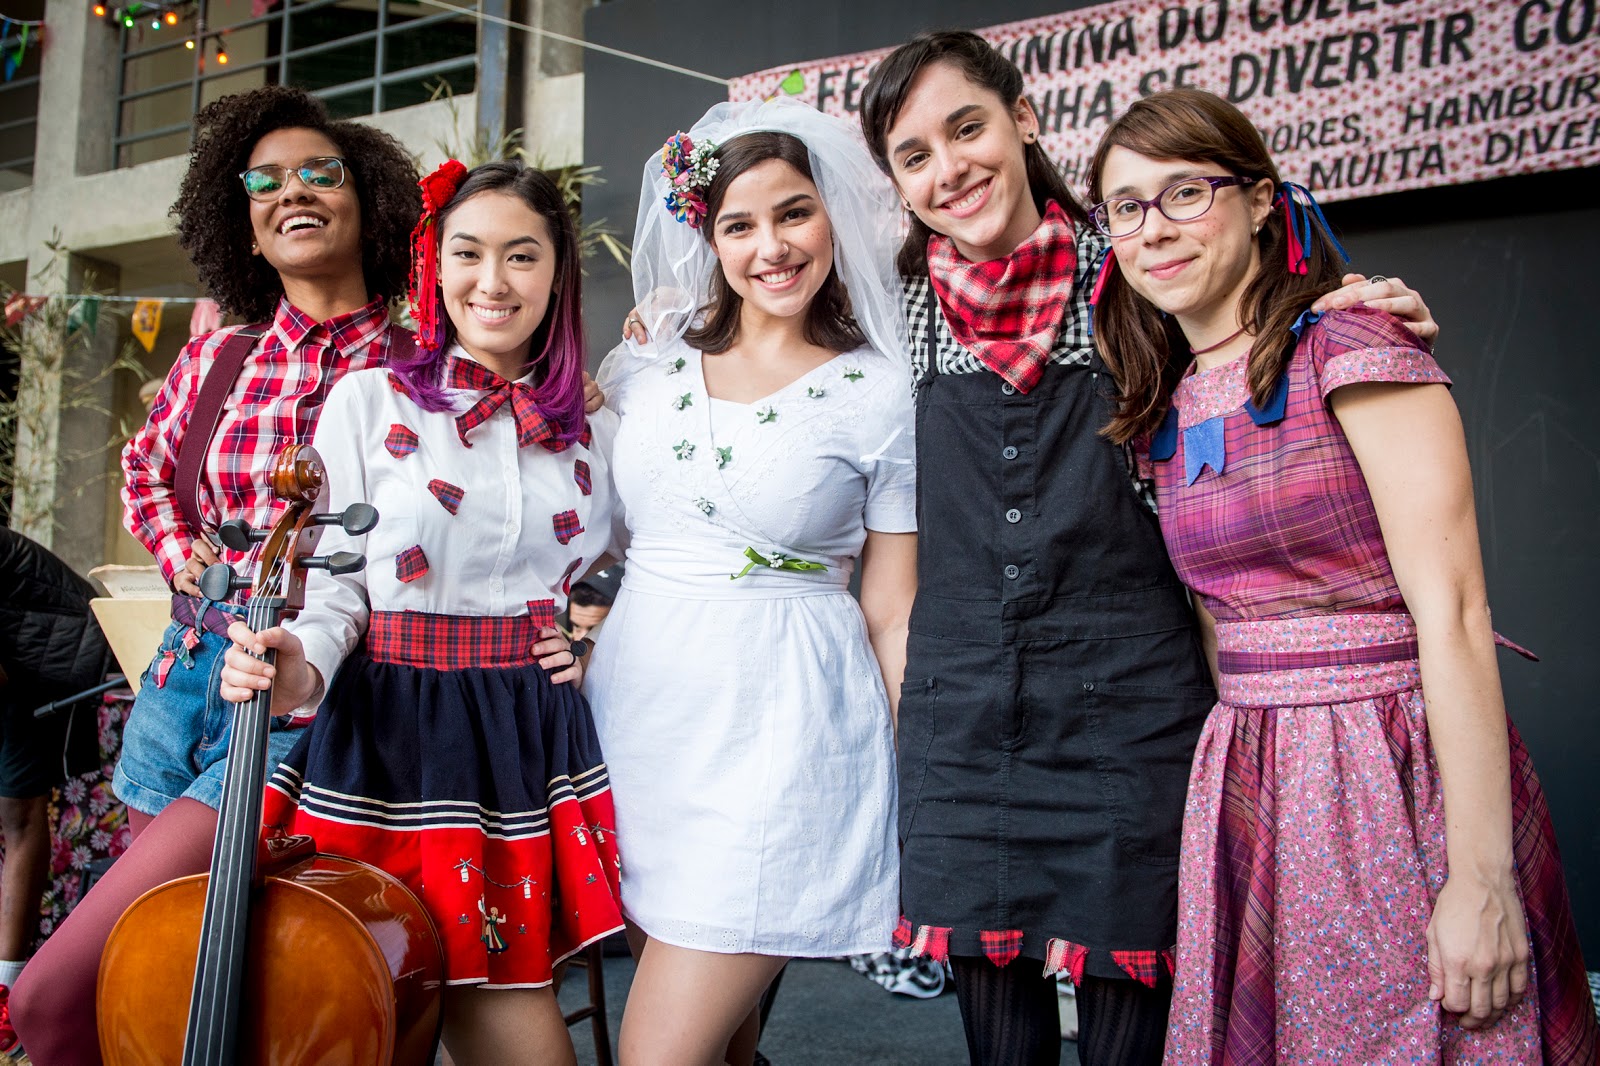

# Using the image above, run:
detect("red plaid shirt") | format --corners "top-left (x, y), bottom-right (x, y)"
top-left (122, 298), bottom-right (401, 586)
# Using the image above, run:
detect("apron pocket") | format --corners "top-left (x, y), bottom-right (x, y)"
top-left (895, 676), bottom-right (938, 843)
top-left (1081, 680), bottom-right (1213, 866)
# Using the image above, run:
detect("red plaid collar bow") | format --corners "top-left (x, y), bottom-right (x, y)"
top-left (927, 200), bottom-right (1077, 395)
top-left (446, 357), bottom-right (567, 452)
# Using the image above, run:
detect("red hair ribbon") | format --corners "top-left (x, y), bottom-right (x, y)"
top-left (1089, 247), bottom-right (1116, 307)
top-left (408, 159), bottom-right (470, 353)
top-left (1282, 195), bottom-right (1307, 275)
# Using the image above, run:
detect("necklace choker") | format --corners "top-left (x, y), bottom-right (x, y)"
top-left (1190, 326), bottom-right (1247, 355)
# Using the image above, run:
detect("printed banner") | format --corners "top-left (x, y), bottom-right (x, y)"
top-left (730, 0), bottom-right (1600, 202)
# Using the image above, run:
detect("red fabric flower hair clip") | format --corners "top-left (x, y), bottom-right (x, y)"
top-left (408, 158), bottom-right (470, 353)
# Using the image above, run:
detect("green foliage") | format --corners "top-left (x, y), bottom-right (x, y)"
top-left (0, 242), bottom-right (146, 532)
top-left (427, 81), bottom-right (631, 272)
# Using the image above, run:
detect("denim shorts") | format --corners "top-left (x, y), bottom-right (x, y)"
top-left (113, 619), bottom-right (302, 816)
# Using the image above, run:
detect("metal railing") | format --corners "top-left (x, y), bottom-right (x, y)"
top-left (0, 30), bottom-right (40, 181)
top-left (113, 0), bottom-right (478, 167)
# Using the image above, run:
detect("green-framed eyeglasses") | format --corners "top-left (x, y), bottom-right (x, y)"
top-left (238, 156), bottom-right (347, 202)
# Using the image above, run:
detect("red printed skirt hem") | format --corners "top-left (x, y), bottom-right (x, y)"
top-left (263, 612), bottom-right (624, 987)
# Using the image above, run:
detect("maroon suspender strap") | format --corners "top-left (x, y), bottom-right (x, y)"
top-left (172, 325), bottom-right (266, 539)
top-left (386, 323), bottom-right (417, 363)
top-left (170, 321), bottom-right (416, 539)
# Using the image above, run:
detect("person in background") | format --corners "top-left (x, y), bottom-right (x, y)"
top-left (1090, 86), bottom-right (1598, 1064)
top-left (0, 529), bottom-right (113, 1057)
top-left (561, 566), bottom-right (622, 642)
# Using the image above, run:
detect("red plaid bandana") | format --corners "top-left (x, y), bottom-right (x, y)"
top-left (926, 200), bottom-right (1077, 394)
top-left (447, 356), bottom-right (568, 452)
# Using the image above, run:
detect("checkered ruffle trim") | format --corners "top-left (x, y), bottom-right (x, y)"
top-left (893, 916), bottom-right (1175, 986)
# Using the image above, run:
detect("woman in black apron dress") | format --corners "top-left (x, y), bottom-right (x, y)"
top-left (859, 31), bottom-right (1439, 1066)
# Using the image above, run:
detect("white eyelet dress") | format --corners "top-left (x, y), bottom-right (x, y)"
top-left (585, 340), bottom-right (915, 957)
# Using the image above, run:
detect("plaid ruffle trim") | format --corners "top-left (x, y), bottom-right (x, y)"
top-left (894, 916), bottom-right (1174, 985)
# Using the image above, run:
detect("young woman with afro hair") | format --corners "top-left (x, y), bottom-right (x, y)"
top-left (11, 85), bottom-right (421, 1063)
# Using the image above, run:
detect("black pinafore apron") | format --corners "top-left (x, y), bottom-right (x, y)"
top-left (896, 300), bottom-right (1214, 981)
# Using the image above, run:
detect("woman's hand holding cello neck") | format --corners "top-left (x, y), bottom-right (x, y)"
top-left (220, 621), bottom-right (320, 714)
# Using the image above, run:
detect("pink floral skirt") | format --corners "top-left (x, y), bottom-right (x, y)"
top-left (1165, 613), bottom-right (1597, 1065)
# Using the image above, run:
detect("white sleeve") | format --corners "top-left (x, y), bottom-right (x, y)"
top-left (282, 375), bottom-right (374, 715)
top-left (861, 372), bottom-right (918, 534)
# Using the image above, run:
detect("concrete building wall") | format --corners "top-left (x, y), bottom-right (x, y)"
top-left (5, 0), bottom-right (592, 575)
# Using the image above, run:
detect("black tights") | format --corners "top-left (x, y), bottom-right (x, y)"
top-left (949, 956), bottom-right (1172, 1066)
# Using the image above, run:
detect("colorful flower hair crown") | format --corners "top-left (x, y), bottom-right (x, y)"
top-left (660, 132), bottom-right (720, 229)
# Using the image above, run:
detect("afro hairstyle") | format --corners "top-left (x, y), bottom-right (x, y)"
top-left (171, 86), bottom-right (422, 322)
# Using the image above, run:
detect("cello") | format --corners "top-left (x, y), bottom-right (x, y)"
top-left (98, 444), bottom-right (443, 1066)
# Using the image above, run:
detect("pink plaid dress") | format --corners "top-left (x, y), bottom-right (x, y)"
top-left (1151, 307), bottom-right (1597, 1064)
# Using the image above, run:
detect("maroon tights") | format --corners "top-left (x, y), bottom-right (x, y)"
top-left (11, 799), bottom-right (217, 1066)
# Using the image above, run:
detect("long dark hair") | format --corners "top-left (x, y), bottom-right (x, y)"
top-left (387, 162), bottom-right (588, 444)
top-left (172, 85), bottom-right (419, 321)
top-left (859, 29), bottom-right (1089, 278)
top-left (1088, 89), bottom-right (1345, 445)
top-left (685, 131), bottom-right (865, 355)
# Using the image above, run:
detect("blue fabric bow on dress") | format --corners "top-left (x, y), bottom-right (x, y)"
top-left (1150, 311), bottom-right (1320, 484)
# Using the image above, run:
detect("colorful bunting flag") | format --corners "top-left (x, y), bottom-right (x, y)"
top-left (3, 293), bottom-right (46, 327)
top-left (130, 298), bottom-right (164, 352)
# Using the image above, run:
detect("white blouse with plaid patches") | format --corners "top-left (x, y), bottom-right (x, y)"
top-left (283, 354), bottom-right (621, 712)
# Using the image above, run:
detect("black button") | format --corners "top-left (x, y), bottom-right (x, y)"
top-left (1083, 681), bottom-right (1095, 692)
top-left (1002, 446), bottom-right (1018, 460)
top-left (1003, 564), bottom-right (1020, 579)
top-left (1000, 382), bottom-right (1016, 396)
top-left (1005, 508), bottom-right (1022, 523)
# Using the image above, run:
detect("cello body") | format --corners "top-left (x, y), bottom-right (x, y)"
top-left (99, 840), bottom-right (443, 1066)
top-left (95, 446), bottom-right (443, 1064)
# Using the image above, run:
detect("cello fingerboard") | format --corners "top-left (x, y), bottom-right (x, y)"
top-left (181, 594), bottom-right (284, 1066)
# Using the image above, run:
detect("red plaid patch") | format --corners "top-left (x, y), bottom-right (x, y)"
top-left (979, 929), bottom-right (1024, 967)
top-left (427, 478), bottom-right (465, 515)
top-left (1111, 949), bottom-right (1163, 988)
top-left (385, 423), bottom-right (419, 459)
top-left (573, 459), bottom-right (592, 496)
top-left (394, 545), bottom-right (429, 583)
top-left (150, 649), bottom-right (176, 689)
top-left (387, 372), bottom-right (413, 399)
top-left (367, 610), bottom-right (545, 668)
top-left (926, 201), bottom-right (1077, 395)
top-left (910, 925), bottom-right (951, 963)
top-left (579, 421), bottom-right (592, 448)
top-left (560, 557), bottom-right (584, 596)
top-left (552, 510), bottom-right (584, 545)
top-left (525, 599), bottom-right (556, 630)
top-left (1043, 938), bottom-right (1090, 985)
top-left (892, 916), bottom-right (915, 950)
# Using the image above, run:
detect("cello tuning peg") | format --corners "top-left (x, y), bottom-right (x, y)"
top-left (198, 562), bottom-right (250, 602)
top-left (339, 503), bottom-right (378, 536)
top-left (310, 503), bottom-right (379, 536)
top-left (301, 551), bottom-right (366, 577)
top-left (216, 519), bottom-right (260, 553)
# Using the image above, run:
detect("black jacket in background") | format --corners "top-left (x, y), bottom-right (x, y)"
top-left (0, 528), bottom-right (114, 778)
